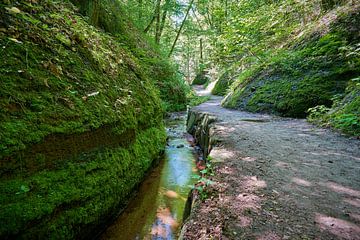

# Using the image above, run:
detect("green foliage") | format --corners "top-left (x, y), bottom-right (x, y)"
top-left (192, 0), bottom-right (359, 134)
top-left (333, 113), bottom-right (359, 130)
top-left (191, 71), bottom-right (209, 85)
top-left (222, 2), bottom-right (360, 123)
top-left (307, 105), bottom-right (331, 123)
top-left (212, 68), bottom-right (238, 96)
top-left (191, 158), bottom-right (215, 201)
top-left (70, 0), bottom-right (191, 112)
top-left (191, 175), bottom-right (215, 201)
top-left (188, 95), bottom-right (211, 107)
top-left (191, 65), bottom-right (210, 86)
top-left (308, 78), bottom-right (360, 135)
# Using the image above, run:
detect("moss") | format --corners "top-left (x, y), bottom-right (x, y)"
top-left (212, 70), bottom-right (234, 96)
top-left (0, 0), bottom-right (171, 238)
top-left (0, 127), bottom-right (166, 239)
top-left (223, 10), bottom-right (360, 120)
top-left (70, 0), bottom-right (191, 112)
top-left (0, 0), bottom-right (164, 158)
top-left (191, 70), bottom-right (209, 85)
top-left (308, 80), bottom-right (360, 136)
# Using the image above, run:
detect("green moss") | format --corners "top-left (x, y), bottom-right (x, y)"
top-left (223, 10), bottom-right (360, 120)
top-left (0, 127), bottom-right (166, 239)
top-left (69, 0), bottom-right (190, 112)
top-left (308, 79), bottom-right (360, 136)
top-left (0, 0), bottom-right (164, 158)
top-left (0, 0), bottom-right (171, 238)
top-left (212, 70), bottom-right (234, 96)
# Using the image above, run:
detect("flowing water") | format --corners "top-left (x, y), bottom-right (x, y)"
top-left (101, 113), bottom-right (197, 240)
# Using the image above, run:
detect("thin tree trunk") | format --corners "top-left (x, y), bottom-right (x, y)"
top-left (168, 0), bottom-right (195, 57)
top-left (144, 1), bottom-right (161, 34)
top-left (158, 0), bottom-right (170, 43)
top-left (155, 0), bottom-right (162, 43)
top-left (187, 34), bottom-right (191, 83)
top-left (138, 0), bottom-right (143, 22)
top-left (144, 15), bottom-right (156, 33)
top-left (200, 38), bottom-right (203, 63)
top-left (224, 0), bottom-right (228, 19)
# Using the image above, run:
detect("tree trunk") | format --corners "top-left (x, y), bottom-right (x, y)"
top-left (200, 38), bottom-right (203, 63)
top-left (155, 0), bottom-right (162, 44)
top-left (168, 0), bottom-right (195, 57)
top-left (158, 0), bottom-right (170, 43)
top-left (138, 0), bottom-right (143, 22)
top-left (187, 34), bottom-right (191, 83)
top-left (144, 15), bottom-right (156, 33)
top-left (224, 0), bottom-right (228, 19)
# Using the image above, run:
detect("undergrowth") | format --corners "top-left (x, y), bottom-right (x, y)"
top-left (307, 77), bottom-right (360, 136)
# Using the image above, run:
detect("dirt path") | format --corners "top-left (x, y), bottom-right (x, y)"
top-left (182, 89), bottom-right (360, 240)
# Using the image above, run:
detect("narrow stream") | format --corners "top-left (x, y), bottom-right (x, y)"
top-left (100, 113), bottom-right (197, 240)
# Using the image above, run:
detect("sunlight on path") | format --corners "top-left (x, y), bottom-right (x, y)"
top-left (183, 92), bottom-right (360, 240)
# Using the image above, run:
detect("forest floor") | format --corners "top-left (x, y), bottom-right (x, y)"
top-left (182, 86), bottom-right (360, 240)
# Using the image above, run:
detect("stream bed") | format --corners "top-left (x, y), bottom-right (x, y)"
top-left (100, 113), bottom-right (197, 240)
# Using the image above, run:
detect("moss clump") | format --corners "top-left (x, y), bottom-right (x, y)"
top-left (71, 0), bottom-right (191, 112)
top-left (0, 0), bottom-right (165, 157)
top-left (223, 8), bottom-right (360, 121)
top-left (212, 70), bottom-right (237, 96)
top-left (0, 127), bottom-right (166, 239)
top-left (191, 70), bottom-right (209, 86)
top-left (308, 79), bottom-right (360, 136)
top-left (0, 0), bottom-right (169, 238)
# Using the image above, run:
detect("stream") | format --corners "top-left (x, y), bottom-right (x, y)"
top-left (100, 113), bottom-right (197, 240)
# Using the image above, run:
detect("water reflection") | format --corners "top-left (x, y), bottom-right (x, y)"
top-left (101, 114), bottom-right (196, 240)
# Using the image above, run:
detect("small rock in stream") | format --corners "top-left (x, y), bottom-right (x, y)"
top-left (177, 144), bottom-right (185, 148)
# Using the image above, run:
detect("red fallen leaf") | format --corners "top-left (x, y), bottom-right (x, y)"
top-left (197, 181), bottom-right (205, 186)
top-left (196, 162), bottom-right (206, 171)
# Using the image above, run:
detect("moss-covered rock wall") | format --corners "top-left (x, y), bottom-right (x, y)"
top-left (220, 3), bottom-right (360, 135)
top-left (71, 0), bottom-right (191, 111)
top-left (223, 6), bottom-right (360, 119)
top-left (211, 69), bottom-right (238, 96)
top-left (0, 0), bottom-right (170, 238)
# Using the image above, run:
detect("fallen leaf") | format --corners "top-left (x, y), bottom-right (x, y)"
top-left (44, 79), bottom-right (50, 88)
top-left (5, 7), bottom-right (21, 14)
top-left (164, 190), bottom-right (179, 199)
top-left (87, 91), bottom-right (99, 97)
top-left (9, 38), bottom-right (22, 44)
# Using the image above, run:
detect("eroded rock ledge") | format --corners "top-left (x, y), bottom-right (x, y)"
top-left (186, 109), bottom-right (217, 159)
top-left (179, 109), bottom-right (218, 240)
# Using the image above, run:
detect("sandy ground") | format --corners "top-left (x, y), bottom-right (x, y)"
top-left (182, 87), bottom-right (360, 240)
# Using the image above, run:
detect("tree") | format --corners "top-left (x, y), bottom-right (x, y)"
top-left (168, 0), bottom-right (195, 57)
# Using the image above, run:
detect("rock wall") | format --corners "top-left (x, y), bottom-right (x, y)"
top-left (0, 1), bottom-right (167, 239)
top-left (186, 109), bottom-right (217, 159)
top-left (180, 109), bottom-right (217, 240)
top-left (222, 3), bottom-right (360, 121)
